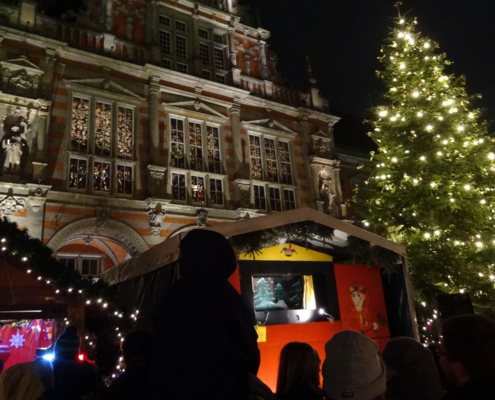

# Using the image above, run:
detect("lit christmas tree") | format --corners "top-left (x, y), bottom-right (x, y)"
top-left (253, 278), bottom-right (277, 311)
top-left (355, 11), bottom-right (495, 319)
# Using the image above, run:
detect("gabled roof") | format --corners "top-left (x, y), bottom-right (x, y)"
top-left (101, 207), bottom-right (406, 285)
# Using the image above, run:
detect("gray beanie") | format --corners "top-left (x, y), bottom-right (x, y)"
top-left (323, 330), bottom-right (386, 400)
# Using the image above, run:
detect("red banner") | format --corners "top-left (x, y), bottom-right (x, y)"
top-left (0, 320), bottom-right (52, 370)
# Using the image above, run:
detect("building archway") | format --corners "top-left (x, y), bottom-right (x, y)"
top-left (46, 218), bottom-right (149, 276)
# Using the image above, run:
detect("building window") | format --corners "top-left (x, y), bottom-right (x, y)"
top-left (177, 62), bottom-right (189, 74)
top-left (189, 122), bottom-right (203, 171)
top-left (207, 126), bottom-right (221, 173)
top-left (172, 172), bottom-right (186, 200)
top-left (215, 74), bottom-right (226, 84)
top-left (171, 118), bottom-right (185, 168)
top-left (70, 97), bottom-right (89, 152)
top-left (176, 36), bottom-right (187, 59)
top-left (264, 138), bottom-right (278, 182)
top-left (213, 34), bottom-right (223, 44)
top-left (191, 175), bottom-right (205, 203)
top-left (203, 70), bottom-right (212, 80)
top-left (199, 43), bottom-right (210, 65)
top-left (279, 141), bottom-right (293, 185)
top-left (175, 20), bottom-right (186, 32)
top-left (210, 178), bottom-right (223, 205)
top-left (284, 189), bottom-right (296, 210)
top-left (269, 187), bottom-right (282, 212)
top-left (94, 102), bottom-right (112, 157)
top-left (159, 15), bottom-right (170, 26)
top-left (81, 259), bottom-right (99, 277)
top-left (59, 258), bottom-right (76, 269)
top-left (161, 58), bottom-right (172, 69)
top-left (68, 158), bottom-right (87, 190)
top-left (117, 107), bottom-right (133, 160)
top-left (199, 29), bottom-right (209, 39)
top-left (254, 184), bottom-right (266, 210)
top-left (93, 161), bottom-right (111, 192)
top-left (214, 48), bottom-right (225, 69)
top-left (249, 135), bottom-right (263, 180)
top-left (159, 30), bottom-right (171, 54)
top-left (116, 165), bottom-right (133, 195)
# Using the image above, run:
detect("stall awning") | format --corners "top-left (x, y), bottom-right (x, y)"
top-left (101, 207), bottom-right (406, 286)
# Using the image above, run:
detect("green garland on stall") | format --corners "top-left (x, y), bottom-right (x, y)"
top-left (0, 217), bottom-right (136, 338)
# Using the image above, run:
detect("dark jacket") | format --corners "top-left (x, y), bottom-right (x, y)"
top-left (442, 375), bottom-right (495, 400)
top-left (102, 361), bottom-right (151, 400)
top-left (276, 383), bottom-right (324, 400)
top-left (150, 229), bottom-right (260, 400)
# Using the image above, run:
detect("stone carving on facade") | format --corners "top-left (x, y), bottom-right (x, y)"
top-left (1, 57), bottom-right (44, 99)
top-left (96, 207), bottom-right (110, 230)
top-left (196, 208), bottom-right (209, 228)
top-left (146, 201), bottom-right (164, 236)
top-left (0, 112), bottom-right (31, 178)
top-left (237, 182), bottom-right (251, 208)
top-left (318, 168), bottom-right (336, 214)
top-left (0, 194), bottom-right (26, 216)
top-left (8, 70), bottom-right (33, 97)
top-left (312, 137), bottom-right (332, 159)
top-left (147, 165), bottom-right (166, 197)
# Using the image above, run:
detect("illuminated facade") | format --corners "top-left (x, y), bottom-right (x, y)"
top-left (0, 0), bottom-right (365, 275)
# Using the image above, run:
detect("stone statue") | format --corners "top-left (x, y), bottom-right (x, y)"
top-left (318, 169), bottom-right (335, 214)
top-left (0, 113), bottom-right (30, 177)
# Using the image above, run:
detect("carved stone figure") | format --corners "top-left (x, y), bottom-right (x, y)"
top-left (96, 207), bottom-right (110, 230)
top-left (313, 138), bottom-right (331, 158)
top-left (8, 69), bottom-right (33, 97)
top-left (0, 113), bottom-right (31, 177)
top-left (238, 183), bottom-right (251, 208)
top-left (196, 208), bottom-right (209, 228)
top-left (318, 169), bottom-right (335, 214)
top-left (147, 204), bottom-right (164, 236)
top-left (0, 195), bottom-right (26, 216)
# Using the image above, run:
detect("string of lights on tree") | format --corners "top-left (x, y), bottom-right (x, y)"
top-left (354, 6), bottom-right (495, 335)
top-left (0, 217), bottom-right (137, 373)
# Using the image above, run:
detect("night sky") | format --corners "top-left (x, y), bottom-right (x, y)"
top-left (249, 0), bottom-right (495, 128)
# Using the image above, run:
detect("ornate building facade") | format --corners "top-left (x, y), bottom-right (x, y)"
top-left (0, 0), bottom-right (365, 276)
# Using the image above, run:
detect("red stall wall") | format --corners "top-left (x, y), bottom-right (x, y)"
top-left (229, 262), bottom-right (391, 392)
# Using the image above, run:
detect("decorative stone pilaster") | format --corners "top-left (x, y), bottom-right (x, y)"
top-left (104, 0), bottom-right (114, 32)
top-left (147, 165), bottom-right (167, 198)
top-left (147, 0), bottom-right (161, 64)
top-left (145, 199), bottom-right (165, 236)
top-left (26, 184), bottom-right (51, 239)
top-left (148, 76), bottom-right (161, 165)
top-left (35, 100), bottom-right (50, 164)
top-left (228, 18), bottom-right (237, 67)
top-left (230, 99), bottom-right (245, 179)
top-left (196, 208), bottom-right (209, 228)
top-left (259, 40), bottom-right (269, 80)
top-left (191, 6), bottom-right (202, 76)
top-left (233, 179), bottom-right (251, 209)
top-left (41, 47), bottom-right (58, 98)
top-left (298, 113), bottom-right (317, 206)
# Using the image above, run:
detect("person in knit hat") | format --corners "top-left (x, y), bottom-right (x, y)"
top-left (54, 326), bottom-right (80, 362)
top-left (322, 330), bottom-right (386, 400)
top-left (382, 337), bottom-right (444, 400)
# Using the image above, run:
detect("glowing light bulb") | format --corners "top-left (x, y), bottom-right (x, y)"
top-left (379, 110), bottom-right (388, 117)
top-left (450, 198), bottom-right (455, 202)
top-left (434, 230), bottom-right (441, 235)
top-left (400, 19), bottom-right (405, 24)
top-left (424, 233), bottom-right (431, 239)
top-left (417, 112), bottom-right (423, 117)
top-left (400, 63), bottom-right (406, 69)
top-left (489, 153), bottom-right (495, 160)
top-left (424, 42), bottom-right (430, 48)
top-left (420, 156), bottom-right (426, 161)
top-left (476, 242), bottom-right (483, 248)
top-left (409, 39), bottom-right (414, 45)
top-left (457, 126), bottom-right (464, 132)
top-left (426, 125), bottom-right (434, 131)
top-left (481, 200), bottom-right (486, 204)
top-left (468, 113), bottom-right (474, 118)
top-left (392, 157), bottom-right (398, 162)
top-left (464, 184), bottom-right (471, 191)
top-left (398, 32), bottom-right (404, 38)
top-left (430, 182), bottom-right (436, 188)
top-left (412, 91), bottom-right (419, 97)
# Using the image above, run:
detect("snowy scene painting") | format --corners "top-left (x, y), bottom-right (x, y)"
top-left (252, 275), bottom-right (307, 311)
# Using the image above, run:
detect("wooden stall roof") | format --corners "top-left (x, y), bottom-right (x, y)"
top-left (101, 208), bottom-right (407, 286)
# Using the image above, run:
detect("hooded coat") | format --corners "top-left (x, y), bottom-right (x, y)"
top-left (382, 337), bottom-right (444, 400)
top-left (150, 229), bottom-right (260, 400)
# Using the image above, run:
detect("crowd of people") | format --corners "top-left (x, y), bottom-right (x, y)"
top-left (1, 230), bottom-right (495, 400)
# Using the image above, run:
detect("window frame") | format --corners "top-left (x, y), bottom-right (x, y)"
top-left (57, 253), bottom-right (105, 278)
top-left (67, 153), bottom-right (89, 192)
top-left (115, 160), bottom-right (136, 198)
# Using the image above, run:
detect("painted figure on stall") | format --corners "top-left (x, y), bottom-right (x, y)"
top-left (343, 282), bottom-right (381, 337)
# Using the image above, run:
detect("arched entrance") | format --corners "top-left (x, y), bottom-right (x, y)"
top-left (46, 218), bottom-right (149, 277)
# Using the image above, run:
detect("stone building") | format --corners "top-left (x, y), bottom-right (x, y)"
top-left (0, 0), bottom-right (366, 277)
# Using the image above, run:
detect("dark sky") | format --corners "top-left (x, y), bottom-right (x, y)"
top-left (249, 0), bottom-right (495, 127)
